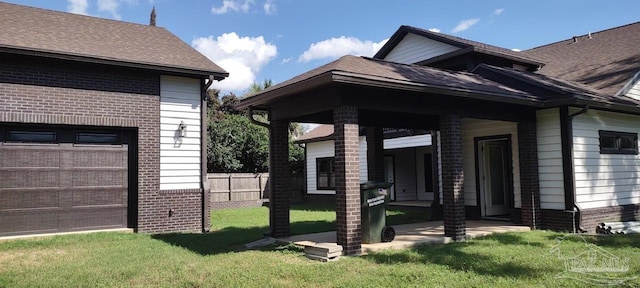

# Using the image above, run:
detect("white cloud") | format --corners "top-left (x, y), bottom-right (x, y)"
top-left (193, 33), bottom-right (277, 92)
top-left (493, 8), bottom-right (505, 16)
top-left (428, 28), bottom-right (440, 33)
top-left (281, 57), bottom-right (291, 64)
top-left (298, 37), bottom-right (389, 63)
top-left (67, 0), bottom-right (138, 19)
top-left (67, 0), bottom-right (89, 15)
top-left (211, 0), bottom-right (254, 14)
top-left (511, 48), bottom-right (521, 52)
top-left (97, 0), bottom-right (121, 19)
top-left (263, 0), bottom-right (276, 15)
top-left (451, 18), bottom-right (479, 33)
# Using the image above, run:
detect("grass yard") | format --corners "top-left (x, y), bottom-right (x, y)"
top-left (1, 205), bottom-right (639, 287)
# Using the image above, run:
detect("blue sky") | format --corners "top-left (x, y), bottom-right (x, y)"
top-left (5, 0), bottom-right (639, 95)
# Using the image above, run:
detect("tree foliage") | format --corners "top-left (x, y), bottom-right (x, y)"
top-left (207, 80), bottom-right (305, 174)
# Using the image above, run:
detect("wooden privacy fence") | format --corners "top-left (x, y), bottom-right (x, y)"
top-left (207, 173), bottom-right (305, 204)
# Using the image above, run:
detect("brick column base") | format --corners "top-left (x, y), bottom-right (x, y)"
top-left (440, 115), bottom-right (465, 240)
top-left (518, 121), bottom-right (541, 229)
top-left (269, 119), bottom-right (290, 237)
top-left (334, 106), bottom-right (361, 255)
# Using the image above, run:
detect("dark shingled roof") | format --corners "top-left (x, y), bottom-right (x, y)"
top-left (524, 22), bottom-right (640, 96)
top-left (475, 64), bottom-right (640, 107)
top-left (238, 55), bottom-right (541, 110)
top-left (374, 25), bottom-right (545, 67)
top-left (0, 2), bottom-right (228, 77)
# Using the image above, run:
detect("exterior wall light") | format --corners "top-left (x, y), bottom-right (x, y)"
top-left (178, 121), bottom-right (187, 138)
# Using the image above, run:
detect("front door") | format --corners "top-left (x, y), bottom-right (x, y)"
top-left (384, 156), bottom-right (395, 201)
top-left (478, 139), bottom-right (511, 217)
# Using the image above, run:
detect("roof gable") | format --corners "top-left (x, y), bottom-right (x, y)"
top-left (374, 25), bottom-right (544, 70)
top-left (383, 33), bottom-right (460, 64)
top-left (524, 22), bottom-right (640, 96)
top-left (0, 2), bottom-right (227, 77)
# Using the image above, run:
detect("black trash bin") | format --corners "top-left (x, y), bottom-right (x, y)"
top-left (360, 182), bottom-right (395, 244)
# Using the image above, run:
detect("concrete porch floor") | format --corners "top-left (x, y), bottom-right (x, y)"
top-left (278, 220), bottom-right (530, 254)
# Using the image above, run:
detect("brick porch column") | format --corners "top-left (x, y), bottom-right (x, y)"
top-left (366, 126), bottom-right (385, 182)
top-left (269, 119), bottom-right (290, 237)
top-left (518, 120), bottom-right (541, 229)
top-left (334, 106), bottom-right (361, 255)
top-left (440, 114), bottom-right (465, 240)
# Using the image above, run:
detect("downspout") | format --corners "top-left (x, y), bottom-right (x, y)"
top-left (560, 105), bottom-right (589, 233)
top-left (201, 76), bottom-right (214, 233)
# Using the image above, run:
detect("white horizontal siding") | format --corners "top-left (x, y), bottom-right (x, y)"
top-left (572, 109), bottom-right (640, 209)
top-left (537, 108), bottom-right (565, 210)
top-left (624, 77), bottom-right (640, 101)
top-left (384, 33), bottom-right (459, 64)
top-left (306, 136), bottom-right (367, 195)
top-left (160, 75), bottom-right (201, 190)
top-left (384, 134), bottom-right (431, 149)
top-left (461, 119), bottom-right (521, 208)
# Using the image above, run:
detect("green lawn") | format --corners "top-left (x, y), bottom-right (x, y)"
top-left (1, 206), bottom-right (639, 287)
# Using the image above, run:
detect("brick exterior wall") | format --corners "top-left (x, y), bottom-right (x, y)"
top-left (579, 204), bottom-right (640, 233)
top-left (439, 114), bottom-right (466, 240)
top-left (540, 209), bottom-right (575, 232)
top-left (334, 106), bottom-right (361, 255)
top-left (518, 121), bottom-right (541, 229)
top-left (0, 54), bottom-right (205, 234)
top-left (268, 120), bottom-right (291, 237)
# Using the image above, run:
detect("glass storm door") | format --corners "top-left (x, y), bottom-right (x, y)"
top-left (479, 140), bottom-right (510, 216)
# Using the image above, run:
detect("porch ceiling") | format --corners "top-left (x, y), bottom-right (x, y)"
top-left (236, 55), bottom-right (545, 126)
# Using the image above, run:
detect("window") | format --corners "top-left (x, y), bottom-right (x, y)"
top-left (316, 157), bottom-right (335, 190)
top-left (599, 130), bottom-right (638, 155)
top-left (75, 132), bottom-right (120, 144)
top-left (7, 130), bottom-right (56, 143)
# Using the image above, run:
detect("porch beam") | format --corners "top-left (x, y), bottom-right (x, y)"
top-left (268, 119), bottom-right (291, 237)
top-left (334, 106), bottom-right (362, 255)
top-left (440, 114), bottom-right (466, 240)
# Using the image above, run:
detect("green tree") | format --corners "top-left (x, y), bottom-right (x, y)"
top-left (207, 113), bottom-right (269, 173)
top-left (207, 80), bottom-right (306, 174)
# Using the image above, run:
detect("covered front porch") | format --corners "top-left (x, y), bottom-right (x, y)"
top-left (236, 56), bottom-right (542, 255)
top-left (279, 220), bottom-right (531, 254)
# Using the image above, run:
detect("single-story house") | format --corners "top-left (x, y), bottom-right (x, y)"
top-left (0, 3), bottom-right (227, 237)
top-left (296, 125), bottom-right (437, 203)
top-left (236, 21), bottom-right (640, 255)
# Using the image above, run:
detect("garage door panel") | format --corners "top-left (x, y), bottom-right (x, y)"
top-left (72, 149), bottom-right (127, 168)
top-left (72, 188), bottom-right (127, 207)
top-left (0, 211), bottom-right (59, 235)
top-left (71, 170), bottom-right (127, 188)
top-left (0, 170), bottom-right (60, 188)
top-left (0, 148), bottom-right (61, 168)
top-left (0, 189), bottom-right (59, 210)
top-left (62, 207), bottom-right (127, 230)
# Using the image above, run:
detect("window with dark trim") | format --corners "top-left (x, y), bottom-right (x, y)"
top-left (7, 130), bottom-right (57, 143)
top-left (599, 130), bottom-right (638, 155)
top-left (316, 157), bottom-right (335, 190)
top-left (75, 132), bottom-right (120, 145)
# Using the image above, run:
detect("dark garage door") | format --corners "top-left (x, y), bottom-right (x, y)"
top-left (0, 127), bottom-right (129, 237)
